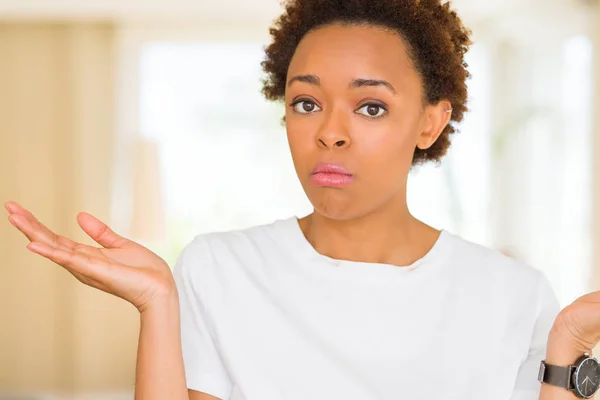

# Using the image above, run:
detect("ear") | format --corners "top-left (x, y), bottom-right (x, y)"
top-left (416, 100), bottom-right (453, 150)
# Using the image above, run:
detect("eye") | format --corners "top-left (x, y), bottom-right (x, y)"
top-left (356, 103), bottom-right (387, 118)
top-left (291, 100), bottom-right (322, 114)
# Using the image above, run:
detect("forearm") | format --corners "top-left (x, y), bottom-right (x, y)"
top-left (539, 334), bottom-right (594, 400)
top-left (135, 293), bottom-right (189, 400)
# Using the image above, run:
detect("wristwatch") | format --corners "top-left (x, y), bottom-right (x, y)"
top-left (538, 353), bottom-right (600, 398)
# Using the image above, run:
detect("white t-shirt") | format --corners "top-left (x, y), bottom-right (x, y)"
top-left (173, 216), bottom-right (561, 400)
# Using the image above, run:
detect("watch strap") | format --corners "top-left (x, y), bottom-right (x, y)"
top-left (539, 360), bottom-right (576, 391)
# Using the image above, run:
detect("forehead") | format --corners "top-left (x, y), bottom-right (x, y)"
top-left (287, 23), bottom-right (420, 91)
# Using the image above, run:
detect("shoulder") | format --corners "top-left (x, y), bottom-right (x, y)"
top-left (173, 217), bottom-right (295, 277)
top-left (443, 230), bottom-right (553, 296)
top-left (444, 231), bottom-right (561, 333)
top-left (193, 217), bottom-right (293, 255)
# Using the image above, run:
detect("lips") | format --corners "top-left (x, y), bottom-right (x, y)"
top-left (310, 163), bottom-right (354, 188)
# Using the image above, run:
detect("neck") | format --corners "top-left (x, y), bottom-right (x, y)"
top-left (298, 199), bottom-right (440, 267)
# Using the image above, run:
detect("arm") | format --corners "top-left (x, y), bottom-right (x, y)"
top-left (536, 286), bottom-right (600, 400)
top-left (538, 329), bottom-right (594, 400)
top-left (2, 201), bottom-right (221, 400)
top-left (135, 292), bottom-right (188, 400)
top-left (538, 346), bottom-right (583, 399)
top-left (4, 202), bottom-right (224, 400)
top-left (135, 292), bottom-right (221, 400)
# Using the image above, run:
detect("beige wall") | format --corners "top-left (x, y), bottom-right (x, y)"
top-left (591, 6), bottom-right (600, 361)
top-left (594, 3), bottom-right (600, 293)
top-left (0, 22), bottom-right (138, 395)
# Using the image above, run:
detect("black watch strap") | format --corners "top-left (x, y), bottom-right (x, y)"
top-left (539, 360), bottom-right (575, 391)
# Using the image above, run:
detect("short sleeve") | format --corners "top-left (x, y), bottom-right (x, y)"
top-left (510, 271), bottom-right (562, 400)
top-left (173, 237), bottom-right (234, 400)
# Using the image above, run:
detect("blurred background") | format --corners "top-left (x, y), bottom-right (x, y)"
top-left (0, 0), bottom-right (599, 398)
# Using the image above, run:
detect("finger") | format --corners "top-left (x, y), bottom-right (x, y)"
top-left (6, 201), bottom-right (36, 217)
top-left (6, 203), bottom-right (80, 250)
top-left (8, 213), bottom-right (79, 251)
top-left (6, 201), bottom-right (130, 252)
top-left (76, 212), bottom-right (133, 249)
top-left (26, 241), bottom-right (117, 284)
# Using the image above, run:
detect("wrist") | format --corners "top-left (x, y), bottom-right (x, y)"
top-left (546, 331), bottom-right (593, 367)
top-left (139, 288), bottom-right (180, 316)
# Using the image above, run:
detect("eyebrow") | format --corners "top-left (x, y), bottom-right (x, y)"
top-left (287, 75), bottom-right (397, 95)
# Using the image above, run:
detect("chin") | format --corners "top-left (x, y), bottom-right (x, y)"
top-left (307, 191), bottom-right (368, 221)
top-left (305, 183), bottom-right (401, 222)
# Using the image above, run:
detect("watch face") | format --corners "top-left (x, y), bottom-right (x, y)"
top-left (575, 357), bottom-right (600, 398)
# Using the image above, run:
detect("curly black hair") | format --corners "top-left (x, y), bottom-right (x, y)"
top-left (261, 0), bottom-right (472, 165)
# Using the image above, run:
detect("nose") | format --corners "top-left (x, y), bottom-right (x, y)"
top-left (315, 109), bottom-right (351, 150)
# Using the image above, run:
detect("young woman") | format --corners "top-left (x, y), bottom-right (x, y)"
top-left (6, 1), bottom-right (600, 399)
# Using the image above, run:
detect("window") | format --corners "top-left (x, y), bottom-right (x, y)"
top-left (408, 42), bottom-right (492, 245)
top-left (136, 40), bottom-right (493, 265)
top-left (133, 34), bottom-right (593, 309)
top-left (138, 42), bottom-right (311, 265)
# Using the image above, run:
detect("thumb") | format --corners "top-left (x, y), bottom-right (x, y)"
top-left (76, 212), bottom-right (131, 249)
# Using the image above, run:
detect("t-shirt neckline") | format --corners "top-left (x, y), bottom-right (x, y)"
top-left (280, 216), bottom-right (455, 282)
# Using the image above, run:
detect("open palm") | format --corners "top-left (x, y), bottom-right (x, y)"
top-left (5, 201), bottom-right (175, 313)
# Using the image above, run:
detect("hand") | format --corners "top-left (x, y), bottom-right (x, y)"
top-left (5, 201), bottom-right (176, 313)
top-left (548, 291), bottom-right (600, 360)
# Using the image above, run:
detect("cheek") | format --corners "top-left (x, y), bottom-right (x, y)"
top-left (356, 122), bottom-right (417, 173)
top-left (286, 118), bottom-right (315, 154)
top-left (285, 124), bottom-right (313, 173)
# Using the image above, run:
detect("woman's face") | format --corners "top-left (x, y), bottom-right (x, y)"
top-left (285, 23), bottom-right (450, 221)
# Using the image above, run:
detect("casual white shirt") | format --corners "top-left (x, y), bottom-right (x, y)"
top-left (173, 216), bottom-right (561, 400)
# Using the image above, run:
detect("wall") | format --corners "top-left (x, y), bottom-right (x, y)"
top-left (0, 22), bottom-right (139, 396)
top-left (594, 2), bottom-right (600, 293)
